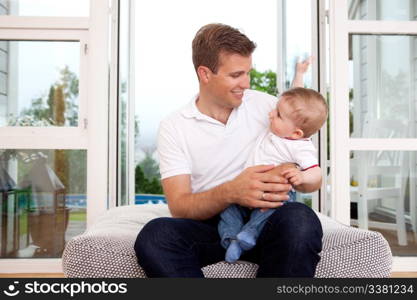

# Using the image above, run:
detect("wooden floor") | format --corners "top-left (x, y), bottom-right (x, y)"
top-left (0, 273), bottom-right (416, 278)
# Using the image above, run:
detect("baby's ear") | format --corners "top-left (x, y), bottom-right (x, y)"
top-left (292, 129), bottom-right (304, 139)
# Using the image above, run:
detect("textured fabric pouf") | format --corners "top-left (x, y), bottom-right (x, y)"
top-left (62, 204), bottom-right (392, 278)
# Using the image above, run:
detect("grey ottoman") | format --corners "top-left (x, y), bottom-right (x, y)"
top-left (62, 204), bottom-right (392, 278)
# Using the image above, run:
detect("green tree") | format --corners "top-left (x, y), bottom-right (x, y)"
top-left (53, 85), bottom-right (69, 190)
top-left (139, 153), bottom-right (160, 179)
top-left (47, 86), bottom-right (55, 119)
top-left (250, 69), bottom-right (278, 96)
top-left (21, 96), bottom-right (51, 123)
top-left (17, 67), bottom-right (86, 195)
top-left (134, 152), bottom-right (163, 194)
top-left (57, 66), bottom-right (79, 126)
top-left (21, 65), bottom-right (79, 126)
top-left (135, 164), bottom-right (163, 194)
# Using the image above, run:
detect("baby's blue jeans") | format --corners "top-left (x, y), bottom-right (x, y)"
top-left (218, 190), bottom-right (296, 249)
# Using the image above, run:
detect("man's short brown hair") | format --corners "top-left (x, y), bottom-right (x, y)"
top-left (280, 87), bottom-right (328, 138)
top-left (192, 23), bottom-right (256, 74)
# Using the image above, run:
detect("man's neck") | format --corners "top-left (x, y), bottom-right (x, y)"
top-left (196, 93), bottom-right (233, 125)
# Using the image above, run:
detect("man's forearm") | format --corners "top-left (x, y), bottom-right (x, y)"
top-left (167, 181), bottom-right (232, 221)
top-left (164, 165), bottom-right (292, 221)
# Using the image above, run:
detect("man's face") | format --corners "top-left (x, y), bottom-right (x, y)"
top-left (269, 98), bottom-right (298, 138)
top-left (206, 52), bottom-right (252, 109)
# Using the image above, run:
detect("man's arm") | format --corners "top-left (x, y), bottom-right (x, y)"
top-left (162, 165), bottom-right (292, 220)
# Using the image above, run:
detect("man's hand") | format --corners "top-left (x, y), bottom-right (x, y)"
top-left (228, 164), bottom-right (292, 209)
top-left (162, 163), bottom-right (297, 220)
top-left (282, 168), bottom-right (304, 186)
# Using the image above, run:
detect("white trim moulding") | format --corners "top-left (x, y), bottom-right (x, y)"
top-left (0, 16), bottom-right (89, 30)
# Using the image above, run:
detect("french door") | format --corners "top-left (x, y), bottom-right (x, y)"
top-left (329, 0), bottom-right (417, 271)
top-left (0, 0), bottom-right (110, 273)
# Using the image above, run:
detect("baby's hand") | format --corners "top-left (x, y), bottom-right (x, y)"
top-left (295, 56), bottom-right (313, 75)
top-left (281, 168), bottom-right (304, 186)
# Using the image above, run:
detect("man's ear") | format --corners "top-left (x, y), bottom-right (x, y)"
top-left (197, 66), bottom-right (211, 83)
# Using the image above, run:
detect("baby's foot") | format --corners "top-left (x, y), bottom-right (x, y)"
top-left (237, 230), bottom-right (256, 250)
top-left (225, 240), bottom-right (243, 263)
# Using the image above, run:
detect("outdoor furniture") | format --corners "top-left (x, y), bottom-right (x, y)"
top-left (62, 203), bottom-right (392, 278)
top-left (350, 119), bottom-right (412, 246)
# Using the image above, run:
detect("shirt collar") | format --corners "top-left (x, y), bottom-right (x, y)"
top-left (181, 94), bottom-right (201, 119)
top-left (181, 92), bottom-right (246, 127)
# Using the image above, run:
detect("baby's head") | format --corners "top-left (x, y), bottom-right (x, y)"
top-left (269, 87), bottom-right (328, 139)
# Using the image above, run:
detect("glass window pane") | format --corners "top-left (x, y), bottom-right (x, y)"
top-left (284, 0), bottom-right (313, 89)
top-left (0, 149), bottom-right (86, 258)
top-left (0, 0), bottom-right (89, 17)
top-left (350, 150), bottom-right (417, 255)
top-left (348, 0), bottom-right (417, 21)
top-left (133, 0), bottom-right (278, 205)
top-left (349, 35), bottom-right (417, 138)
top-left (118, 0), bottom-right (130, 206)
top-left (0, 41), bottom-right (80, 127)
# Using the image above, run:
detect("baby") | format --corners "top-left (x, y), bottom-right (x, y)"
top-left (218, 87), bottom-right (328, 263)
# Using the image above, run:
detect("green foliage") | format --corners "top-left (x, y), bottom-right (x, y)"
top-left (135, 164), bottom-right (163, 194)
top-left (19, 97), bottom-right (53, 124)
top-left (58, 66), bottom-right (79, 126)
top-left (250, 69), bottom-right (278, 96)
top-left (20, 65), bottom-right (78, 126)
top-left (14, 67), bottom-right (86, 194)
top-left (139, 153), bottom-right (160, 179)
top-left (47, 86), bottom-right (55, 118)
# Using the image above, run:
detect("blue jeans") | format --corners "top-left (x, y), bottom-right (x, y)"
top-left (218, 191), bottom-right (296, 249)
top-left (134, 201), bottom-right (322, 277)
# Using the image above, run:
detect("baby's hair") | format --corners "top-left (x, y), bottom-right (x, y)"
top-left (280, 87), bottom-right (328, 138)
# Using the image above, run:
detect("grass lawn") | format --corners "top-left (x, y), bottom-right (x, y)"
top-left (69, 210), bottom-right (86, 222)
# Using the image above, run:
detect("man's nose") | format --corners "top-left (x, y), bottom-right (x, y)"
top-left (241, 74), bottom-right (250, 89)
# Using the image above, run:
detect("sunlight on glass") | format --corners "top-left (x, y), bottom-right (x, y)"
top-left (0, 41), bottom-right (80, 127)
top-left (348, 0), bottom-right (416, 20)
top-left (349, 35), bottom-right (414, 138)
top-left (1, 0), bottom-right (89, 17)
top-left (133, 0), bottom-right (278, 203)
top-left (0, 149), bottom-right (86, 258)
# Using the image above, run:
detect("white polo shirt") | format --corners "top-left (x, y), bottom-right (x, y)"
top-left (245, 131), bottom-right (318, 171)
top-left (157, 89), bottom-right (277, 193)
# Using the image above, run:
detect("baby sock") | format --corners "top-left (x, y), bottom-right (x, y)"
top-left (225, 239), bottom-right (243, 263)
top-left (236, 230), bottom-right (256, 251)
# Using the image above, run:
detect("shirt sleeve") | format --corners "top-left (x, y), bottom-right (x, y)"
top-left (293, 141), bottom-right (319, 171)
top-left (157, 119), bottom-right (192, 180)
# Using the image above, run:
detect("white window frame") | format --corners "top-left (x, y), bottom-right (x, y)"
top-left (0, 0), bottom-right (110, 274)
top-left (277, 0), bottom-right (327, 212)
top-left (0, 28), bottom-right (89, 148)
top-left (329, 0), bottom-right (417, 271)
top-left (108, 0), bottom-right (136, 208)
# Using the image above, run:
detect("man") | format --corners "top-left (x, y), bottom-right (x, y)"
top-left (135, 23), bottom-right (323, 277)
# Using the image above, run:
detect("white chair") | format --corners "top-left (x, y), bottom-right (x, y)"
top-left (350, 119), bottom-right (409, 246)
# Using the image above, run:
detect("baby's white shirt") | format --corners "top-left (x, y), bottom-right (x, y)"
top-left (245, 130), bottom-right (318, 170)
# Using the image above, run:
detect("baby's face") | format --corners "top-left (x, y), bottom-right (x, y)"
top-left (269, 99), bottom-right (298, 138)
